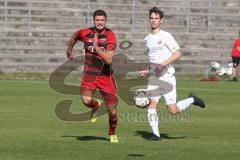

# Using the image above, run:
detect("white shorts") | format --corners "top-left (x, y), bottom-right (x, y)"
top-left (147, 74), bottom-right (176, 105)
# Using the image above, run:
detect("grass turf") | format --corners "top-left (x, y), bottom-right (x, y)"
top-left (0, 79), bottom-right (240, 160)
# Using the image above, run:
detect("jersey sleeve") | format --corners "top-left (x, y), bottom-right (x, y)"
top-left (236, 39), bottom-right (240, 48)
top-left (234, 38), bottom-right (240, 54)
top-left (165, 33), bottom-right (180, 53)
top-left (75, 29), bottom-right (85, 41)
top-left (106, 31), bottom-right (116, 51)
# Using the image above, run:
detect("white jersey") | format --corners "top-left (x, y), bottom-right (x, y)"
top-left (144, 30), bottom-right (180, 76)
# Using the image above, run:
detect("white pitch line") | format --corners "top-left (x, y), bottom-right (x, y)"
top-left (178, 87), bottom-right (240, 93)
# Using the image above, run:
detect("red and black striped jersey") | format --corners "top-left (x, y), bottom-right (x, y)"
top-left (76, 27), bottom-right (116, 76)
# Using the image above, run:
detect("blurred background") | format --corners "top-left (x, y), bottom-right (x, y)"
top-left (0, 0), bottom-right (239, 77)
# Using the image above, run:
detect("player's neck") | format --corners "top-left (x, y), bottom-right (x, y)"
top-left (151, 27), bottom-right (160, 35)
top-left (94, 28), bottom-right (106, 35)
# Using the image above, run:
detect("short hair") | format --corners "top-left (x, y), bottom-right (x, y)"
top-left (149, 7), bottom-right (164, 19)
top-left (93, 10), bottom-right (107, 19)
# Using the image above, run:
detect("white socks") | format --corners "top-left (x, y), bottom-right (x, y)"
top-left (147, 109), bottom-right (160, 137)
top-left (176, 97), bottom-right (194, 112)
top-left (147, 98), bottom-right (194, 137)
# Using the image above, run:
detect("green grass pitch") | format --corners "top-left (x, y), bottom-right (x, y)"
top-left (1, 79), bottom-right (240, 160)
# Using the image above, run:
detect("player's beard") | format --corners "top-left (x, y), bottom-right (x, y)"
top-left (94, 27), bottom-right (105, 34)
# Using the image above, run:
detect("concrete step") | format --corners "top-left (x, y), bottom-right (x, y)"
top-left (0, 61), bottom-right (61, 72)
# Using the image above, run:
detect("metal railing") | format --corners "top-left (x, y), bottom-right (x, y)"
top-left (2, 0), bottom-right (219, 33)
top-left (131, 0), bottom-right (136, 33)
top-left (4, 0), bottom-right (32, 32)
top-left (207, 0), bottom-right (212, 33)
top-left (4, 0), bottom-right (8, 32)
top-left (185, 0), bottom-right (212, 33)
top-left (27, 0), bottom-right (32, 30)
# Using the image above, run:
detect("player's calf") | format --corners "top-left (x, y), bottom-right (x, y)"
top-left (108, 106), bottom-right (118, 136)
top-left (90, 100), bottom-right (101, 123)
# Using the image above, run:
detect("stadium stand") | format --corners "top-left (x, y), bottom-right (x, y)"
top-left (0, 0), bottom-right (239, 73)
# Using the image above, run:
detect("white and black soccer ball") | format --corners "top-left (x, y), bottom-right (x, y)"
top-left (133, 89), bottom-right (151, 108)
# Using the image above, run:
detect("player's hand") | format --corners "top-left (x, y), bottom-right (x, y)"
top-left (140, 70), bottom-right (149, 77)
top-left (155, 64), bottom-right (167, 76)
top-left (66, 50), bottom-right (74, 60)
top-left (93, 32), bottom-right (99, 49)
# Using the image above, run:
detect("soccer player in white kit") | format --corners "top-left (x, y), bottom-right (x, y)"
top-left (140, 7), bottom-right (206, 140)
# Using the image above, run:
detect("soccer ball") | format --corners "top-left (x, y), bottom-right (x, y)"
top-left (133, 89), bottom-right (151, 108)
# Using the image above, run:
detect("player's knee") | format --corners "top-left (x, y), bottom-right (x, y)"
top-left (108, 105), bottom-right (117, 115)
top-left (167, 107), bottom-right (178, 115)
top-left (105, 97), bottom-right (118, 109)
top-left (109, 110), bottom-right (117, 117)
top-left (168, 110), bottom-right (178, 115)
top-left (148, 100), bottom-right (158, 109)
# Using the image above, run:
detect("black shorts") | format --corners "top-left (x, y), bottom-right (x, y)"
top-left (232, 57), bottom-right (240, 67)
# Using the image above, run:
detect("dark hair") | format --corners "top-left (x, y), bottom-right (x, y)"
top-left (149, 7), bottom-right (164, 19)
top-left (93, 10), bottom-right (107, 19)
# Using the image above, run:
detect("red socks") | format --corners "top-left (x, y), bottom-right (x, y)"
top-left (90, 99), bottom-right (99, 109)
top-left (108, 115), bottom-right (118, 135)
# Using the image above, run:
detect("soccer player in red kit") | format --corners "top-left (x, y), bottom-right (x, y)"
top-left (66, 10), bottom-right (118, 143)
top-left (231, 31), bottom-right (240, 81)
